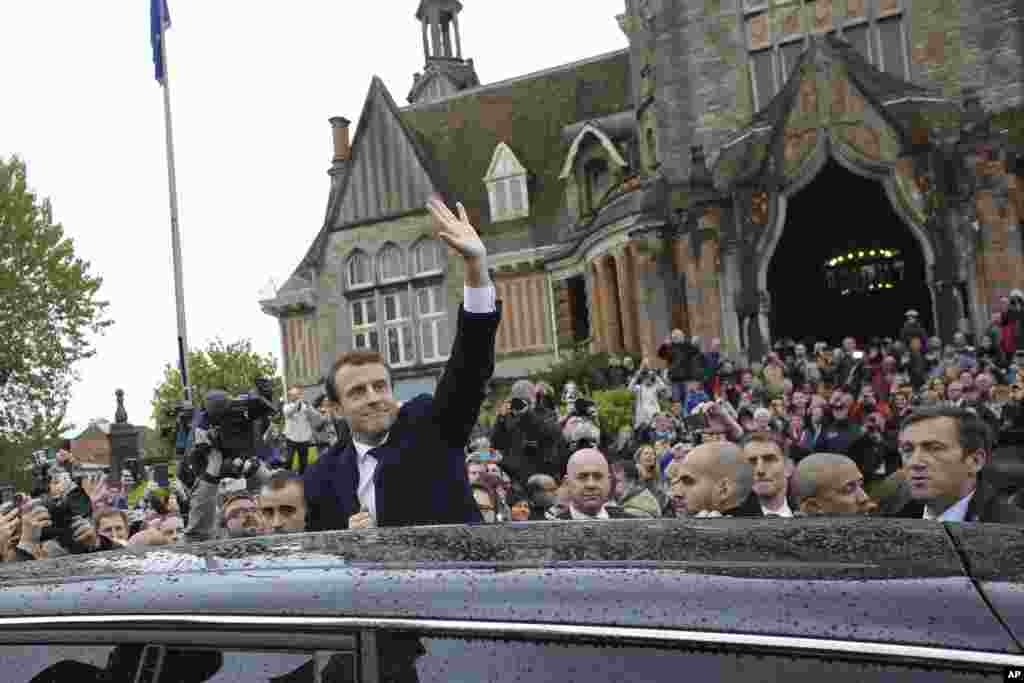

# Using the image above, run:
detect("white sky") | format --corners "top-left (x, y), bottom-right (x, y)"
top-left (0, 1), bottom-right (628, 430)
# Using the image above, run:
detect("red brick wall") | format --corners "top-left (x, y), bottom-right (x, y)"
top-left (974, 168), bottom-right (1024, 309)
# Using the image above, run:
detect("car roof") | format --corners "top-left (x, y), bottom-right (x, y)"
top-left (0, 518), bottom-right (1019, 654)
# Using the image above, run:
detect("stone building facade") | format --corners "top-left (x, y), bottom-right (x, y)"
top-left (261, 0), bottom-right (1024, 397)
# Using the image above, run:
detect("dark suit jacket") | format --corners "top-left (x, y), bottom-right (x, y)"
top-left (888, 479), bottom-right (1024, 524)
top-left (304, 304), bottom-right (501, 531)
top-left (550, 505), bottom-right (638, 520)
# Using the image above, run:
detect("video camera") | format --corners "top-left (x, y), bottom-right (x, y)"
top-left (570, 397), bottom-right (598, 419)
top-left (28, 451), bottom-right (92, 549)
top-left (183, 379), bottom-right (278, 485)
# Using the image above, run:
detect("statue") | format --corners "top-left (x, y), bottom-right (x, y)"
top-left (115, 389), bottom-right (128, 424)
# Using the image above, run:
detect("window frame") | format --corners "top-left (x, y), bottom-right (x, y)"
top-left (417, 285), bottom-right (449, 363)
top-left (377, 243), bottom-right (408, 284)
top-left (351, 296), bottom-right (380, 353)
top-left (741, 0), bottom-right (910, 111)
top-left (384, 323), bottom-right (416, 368)
top-left (347, 251), bottom-right (374, 291)
top-left (413, 238), bottom-right (444, 276)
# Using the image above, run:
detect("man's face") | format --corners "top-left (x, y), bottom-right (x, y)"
top-left (954, 333), bottom-right (966, 348)
top-left (843, 338), bottom-right (856, 353)
top-left (166, 495), bottom-right (180, 515)
top-left (959, 372), bottom-right (974, 388)
top-left (567, 458), bottom-right (611, 515)
top-left (744, 441), bottom-right (790, 501)
top-left (159, 516), bottom-right (183, 544)
top-left (899, 417), bottom-right (985, 506)
top-left (532, 477), bottom-right (558, 507)
top-left (803, 462), bottom-right (870, 515)
top-left (792, 392), bottom-right (808, 410)
top-left (467, 463), bottom-right (485, 485)
top-left (976, 374), bottom-right (993, 394)
top-left (224, 498), bottom-right (267, 536)
top-left (259, 482), bottom-right (307, 534)
top-left (486, 463), bottom-right (502, 478)
top-left (510, 500), bottom-right (531, 522)
top-left (894, 393), bottom-right (909, 412)
top-left (671, 329), bottom-right (684, 343)
top-left (670, 401), bottom-right (683, 417)
top-left (97, 514), bottom-right (128, 542)
top-left (754, 412), bottom-right (772, 430)
top-left (288, 388), bottom-right (301, 402)
top-left (795, 345), bottom-right (806, 359)
top-left (770, 399), bottom-right (785, 416)
top-left (636, 446), bottom-right (658, 474)
top-left (334, 363), bottom-right (399, 438)
top-left (830, 395), bottom-right (851, 420)
top-left (668, 447), bottom-right (727, 515)
top-left (948, 383), bottom-right (964, 402)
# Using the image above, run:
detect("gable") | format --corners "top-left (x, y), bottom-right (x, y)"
top-left (484, 142), bottom-right (527, 181)
top-left (331, 78), bottom-right (441, 229)
top-left (558, 124), bottom-right (629, 180)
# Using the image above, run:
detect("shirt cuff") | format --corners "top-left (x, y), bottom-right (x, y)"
top-left (463, 285), bottom-right (497, 314)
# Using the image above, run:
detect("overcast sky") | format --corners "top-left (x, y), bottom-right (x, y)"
top-left (0, 1), bottom-right (628, 431)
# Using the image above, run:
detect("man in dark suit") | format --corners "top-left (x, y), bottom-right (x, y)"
top-left (548, 448), bottom-right (637, 520)
top-left (304, 196), bottom-right (500, 531)
top-left (890, 406), bottom-right (1024, 523)
top-left (667, 441), bottom-right (764, 517)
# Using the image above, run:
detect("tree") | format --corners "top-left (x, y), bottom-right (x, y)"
top-left (0, 155), bottom-right (110, 452)
top-left (150, 338), bottom-right (284, 450)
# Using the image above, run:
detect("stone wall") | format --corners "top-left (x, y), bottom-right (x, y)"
top-left (975, 167), bottom-right (1024, 312)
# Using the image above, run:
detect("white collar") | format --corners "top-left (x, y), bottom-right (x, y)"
top-left (761, 498), bottom-right (793, 517)
top-left (569, 504), bottom-right (610, 520)
top-left (353, 434), bottom-right (388, 461)
top-left (923, 489), bottom-right (976, 522)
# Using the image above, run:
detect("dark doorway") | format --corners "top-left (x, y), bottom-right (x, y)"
top-left (766, 159), bottom-right (933, 347)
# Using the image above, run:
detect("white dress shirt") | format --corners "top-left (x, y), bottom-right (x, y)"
top-left (761, 499), bottom-right (794, 518)
top-left (923, 489), bottom-right (976, 522)
top-left (569, 504), bottom-right (610, 520)
top-left (352, 284), bottom-right (496, 522)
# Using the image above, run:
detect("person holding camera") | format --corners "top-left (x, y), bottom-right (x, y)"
top-left (283, 386), bottom-right (319, 475)
top-left (491, 380), bottom-right (566, 487)
top-left (629, 358), bottom-right (668, 433)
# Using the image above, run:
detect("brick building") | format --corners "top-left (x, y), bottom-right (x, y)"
top-left (261, 0), bottom-right (1024, 397)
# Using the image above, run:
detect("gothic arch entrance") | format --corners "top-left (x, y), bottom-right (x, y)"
top-left (765, 158), bottom-right (934, 346)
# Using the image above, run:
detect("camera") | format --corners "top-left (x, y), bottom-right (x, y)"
top-left (508, 398), bottom-right (530, 416)
top-left (572, 397), bottom-right (597, 418)
top-left (28, 454), bottom-right (92, 549)
top-left (184, 380), bottom-right (278, 484)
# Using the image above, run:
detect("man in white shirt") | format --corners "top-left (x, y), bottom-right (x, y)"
top-left (283, 386), bottom-right (319, 475)
top-left (894, 406), bottom-right (1024, 523)
top-left (304, 196), bottom-right (501, 531)
top-left (742, 432), bottom-right (795, 517)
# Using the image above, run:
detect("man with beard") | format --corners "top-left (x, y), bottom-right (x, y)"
top-left (304, 196), bottom-right (500, 532)
top-left (793, 453), bottom-right (873, 516)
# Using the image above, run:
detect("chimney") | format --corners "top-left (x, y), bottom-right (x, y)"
top-left (329, 116), bottom-right (351, 164)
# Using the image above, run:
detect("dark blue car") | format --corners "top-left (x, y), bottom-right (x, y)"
top-left (0, 517), bottom-right (1021, 682)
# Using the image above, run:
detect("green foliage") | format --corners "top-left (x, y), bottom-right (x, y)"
top-left (592, 388), bottom-right (636, 438)
top-left (530, 349), bottom-right (642, 398)
top-left (0, 156), bottom-right (111, 446)
top-left (150, 338), bottom-right (283, 450)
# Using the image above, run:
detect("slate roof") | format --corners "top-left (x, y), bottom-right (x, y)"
top-left (398, 48), bottom-right (633, 243)
top-left (713, 33), bottom-right (957, 191)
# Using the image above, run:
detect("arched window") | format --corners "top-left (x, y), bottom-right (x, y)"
top-left (347, 250), bottom-right (372, 289)
top-left (413, 238), bottom-right (444, 275)
top-left (378, 243), bottom-right (407, 283)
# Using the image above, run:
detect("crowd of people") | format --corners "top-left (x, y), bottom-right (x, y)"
top-left (3, 198), bottom-right (1023, 566)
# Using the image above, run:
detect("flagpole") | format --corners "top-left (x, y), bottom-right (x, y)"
top-left (158, 7), bottom-right (191, 404)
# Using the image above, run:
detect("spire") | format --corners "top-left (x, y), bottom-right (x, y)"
top-left (409, 0), bottom-right (479, 105)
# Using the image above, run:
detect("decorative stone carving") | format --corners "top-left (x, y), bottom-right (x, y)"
top-left (751, 190), bottom-right (771, 226)
top-left (784, 128), bottom-right (818, 175)
top-left (115, 389), bottom-right (128, 424)
top-left (799, 76), bottom-right (818, 117)
top-left (879, 0), bottom-right (900, 17)
top-left (845, 125), bottom-right (882, 160)
top-left (781, 6), bottom-right (801, 36)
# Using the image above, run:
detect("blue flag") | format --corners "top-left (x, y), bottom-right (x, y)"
top-left (150, 0), bottom-right (171, 83)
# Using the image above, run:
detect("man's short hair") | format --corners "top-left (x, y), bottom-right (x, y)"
top-left (714, 444), bottom-right (755, 505)
top-left (262, 470), bottom-right (304, 494)
top-left (329, 351), bottom-right (391, 397)
top-left (900, 405), bottom-right (992, 456)
top-left (525, 474), bottom-right (555, 495)
top-left (741, 431), bottom-right (788, 458)
top-left (793, 452), bottom-right (855, 501)
top-left (219, 489), bottom-right (257, 515)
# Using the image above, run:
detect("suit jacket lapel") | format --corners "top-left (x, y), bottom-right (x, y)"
top-left (338, 442), bottom-right (360, 517)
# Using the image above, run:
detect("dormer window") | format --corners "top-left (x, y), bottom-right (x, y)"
top-left (347, 250), bottom-right (372, 289)
top-left (484, 142), bottom-right (530, 222)
top-left (378, 243), bottom-right (407, 283)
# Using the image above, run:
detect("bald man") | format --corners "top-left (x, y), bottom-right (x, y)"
top-left (549, 448), bottom-right (637, 520)
top-left (793, 453), bottom-right (872, 516)
top-left (667, 442), bottom-right (763, 517)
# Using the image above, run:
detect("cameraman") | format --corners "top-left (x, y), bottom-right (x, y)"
top-left (1002, 289), bottom-right (1024, 355)
top-left (283, 386), bottom-right (319, 475)
top-left (491, 381), bottom-right (565, 487)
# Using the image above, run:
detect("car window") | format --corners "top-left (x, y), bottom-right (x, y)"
top-left (381, 635), bottom-right (1005, 683)
top-left (0, 645), bottom-right (357, 683)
